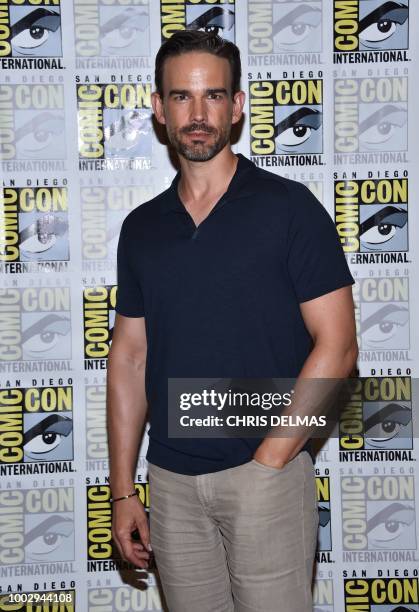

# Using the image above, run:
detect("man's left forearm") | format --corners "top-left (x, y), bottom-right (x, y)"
top-left (253, 340), bottom-right (358, 468)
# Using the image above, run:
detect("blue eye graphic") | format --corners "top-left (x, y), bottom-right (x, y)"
top-left (187, 7), bottom-right (235, 37)
top-left (367, 502), bottom-right (415, 549)
top-left (24, 414), bottom-right (73, 459)
top-left (274, 107), bottom-right (322, 153)
top-left (10, 8), bottom-right (61, 55)
top-left (359, 1), bottom-right (408, 49)
top-left (273, 4), bottom-right (322, 51)
top-left (359, 205), bottom-right (407, 251)
top-left (364, 403), bottom-right (411, 448)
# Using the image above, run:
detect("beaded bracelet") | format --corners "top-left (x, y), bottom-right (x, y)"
top-left (110, 491), bottom-right (137, 503)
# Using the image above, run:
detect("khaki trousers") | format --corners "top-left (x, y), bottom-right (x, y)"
top-left (148, 451), bottom-right (319, 612)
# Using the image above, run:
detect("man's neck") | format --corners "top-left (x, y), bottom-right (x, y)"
top-left (177, 147), bottom-right (238, 207)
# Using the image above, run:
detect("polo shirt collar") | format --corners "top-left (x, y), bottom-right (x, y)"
top-left (163, 153), bottom-right (257, 214)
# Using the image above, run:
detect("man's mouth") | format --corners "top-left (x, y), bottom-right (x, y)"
top-left (188, 131), bottom-right (211, 136)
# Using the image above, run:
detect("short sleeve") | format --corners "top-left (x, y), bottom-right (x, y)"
top-left (115, 218), bottom-right (145, 317)
top-left (286, 183), bottom-right (354, 303)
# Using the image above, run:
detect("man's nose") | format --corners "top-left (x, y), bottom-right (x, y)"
top-left (190, 97), bottom-right (206, 122)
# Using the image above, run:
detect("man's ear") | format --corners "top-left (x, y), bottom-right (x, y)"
top-left (232, 90), bottom-right (245, 126)
top-left (151, 92), bottom-right (166, 125)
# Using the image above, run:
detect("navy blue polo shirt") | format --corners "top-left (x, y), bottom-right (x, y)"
top-left (115, 153), bottom-right (354, 475)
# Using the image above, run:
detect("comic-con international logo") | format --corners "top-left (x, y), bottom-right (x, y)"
top-left (80, 183), bottom-right (154, 270)
top-left (316, 474), bottom-right (332, 563)
top-left (76, 81), bottom-right (152, 171)
top-left (0, 487), bottom-right (74, 567)
top-left (0, 84), bottom-right (66, 173)
top-left (339, 376), bottom-right (413, 462)
top-left (344, 577), bottom-right (418, 610)
top-left (334, 0), bottom-right (409, 64)
top-left (334, 76), bottom-right (408, 165)
top-left (83, 286), bottom-right (115, 369)
top-left (74, 0), bottom-right (150, 70)
top-left (161, 0), bottom-right (235, 42)
top-left (249, 77), bottom-right (323, 167)
top-left (334, 176), bottom-right (409, 264)
top-left (0, 0), bottom-right (63, 70)
top-left (0, 186), bottom-right (69, 274)
top-left (0, 287), bottom-right (71, 364)
top-left (353, 275), bottom-right (409, 362)
top-left (341, 474), bottom-right (416, 561)
top-left (248, 0), bottom-right (322, 66)
top-left (86, 482), bottom-right (149, 571)
top-left (0, 384), bottom-right (74, 471)
top-left (88, 586), bottom-right (161, 611)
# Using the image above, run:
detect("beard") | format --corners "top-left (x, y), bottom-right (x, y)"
top-left (167, 121), bottom-right (231, 162)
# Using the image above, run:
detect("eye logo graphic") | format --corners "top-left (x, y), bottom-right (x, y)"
top-left (0, 84), bottom-right (66, 162)
top-left (339, 377), bottom-right (412, 453)
top-left (334, 77), bottom-right (408, 157)
top-left (341, 475), bottom-right (416, 553)
top-left (334, 0), bottom-right (408, 52)
top-left (275, 105), bottom-right (322, 154)
top-left (249, 79), bottom-right (323, 158)
top-left (0, 287), bottom-right (71, 362)
top-left (316, 476), bottom-right (331, 552)
top-left (0, 385), bottom-right (74, 465)
top-left (74, 0), bottom-right (150, 58)
top-left (334, 179), bottom-right (408, 254)
top-left (344, 578), bottom-right (419, 610)
top-left (0, 487), bottom-right (74, 566)
top-left (0, 2), bottom-right (62, 58)
top-left (0, 187), bottom-right (69, 265)
top-left (363, 402), bottom-right (412, 450)
top-left (24, 413), bottom-right (73, 461)
top-left (161, 0), bottom-right (235, 42)
top-left (355, 277), bottom-right (409, 353)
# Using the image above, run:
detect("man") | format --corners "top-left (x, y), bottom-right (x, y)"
top-left (107, 30), bottom-right (358, 612)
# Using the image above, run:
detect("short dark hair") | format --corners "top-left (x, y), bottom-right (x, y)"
top-left (155, 30), bottom-right (241, 97)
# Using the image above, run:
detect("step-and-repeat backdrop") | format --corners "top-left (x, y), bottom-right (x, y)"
top-left (0, 1), bottom-right (418, 610)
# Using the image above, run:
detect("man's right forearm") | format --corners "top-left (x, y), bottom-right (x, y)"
top-left (106, 351), bottom-right (148, 498)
